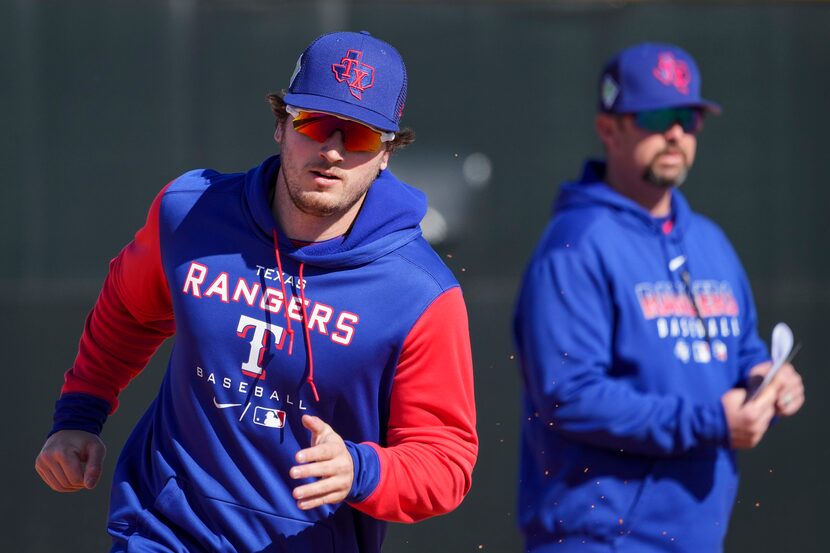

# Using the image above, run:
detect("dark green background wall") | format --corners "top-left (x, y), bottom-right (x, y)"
top-left (2, 1), bottom-right (827, 551)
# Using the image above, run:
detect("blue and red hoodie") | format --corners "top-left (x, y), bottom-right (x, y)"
top-left (513, 160), bottom-right (769, 552)
top-left (50, 155), bottom-right (478, 552)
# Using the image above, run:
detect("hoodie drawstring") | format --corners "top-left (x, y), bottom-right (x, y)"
top-left (660, 228), bottom-right (711, 346)
top-left (298, 263), bottom-right (319, 402)
top-left (273, 229), bottom-right (295, 355)
top-left (272, 229), bottom-right (320, 402)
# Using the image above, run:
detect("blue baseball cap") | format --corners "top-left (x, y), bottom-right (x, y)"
top-left (598, 43), bottom-right (721, 115)
top-left (284, 31), bottom-right (407, 132)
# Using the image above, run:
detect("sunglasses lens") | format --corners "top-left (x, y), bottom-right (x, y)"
top-left (292, 112), bottom-right (383, 152)
top-left (292, 113), bottom-right (335, 142)
top-left (343, 123), bottom-right (383, 152)
top-left (684, 110), bottom-right (703, 134)
top-left (635, 108), bottom-right (702, 134)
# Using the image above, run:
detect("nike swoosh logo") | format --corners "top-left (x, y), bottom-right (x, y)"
top-left (213, 397), bottom-right (242, 409)
top-left (669, 255), bottom-right (686, 272)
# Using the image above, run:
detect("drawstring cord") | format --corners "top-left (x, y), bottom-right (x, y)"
top-left (661, 222), bottom-right (711, 346)
top-left (272, 229), bottom-right (320, 402)
top-left (680, 268), bottom-right (712, 345)
top-left (272, 229), bottom-right (295, 355)
top-left (298, 263), bottom-right (319, 402)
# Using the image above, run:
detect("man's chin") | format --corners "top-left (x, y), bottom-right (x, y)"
top-left (644, 167), bottom-right (688, 189)
top-left (289, 191), bottom-right (340, 217)
top-left (297, 201), bottom-right (339, 218)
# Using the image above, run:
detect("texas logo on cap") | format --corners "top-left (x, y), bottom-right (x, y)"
top-left (652, 52), bottom-right (691, 95)
top-left (332, 50), bottom-right (375, 100)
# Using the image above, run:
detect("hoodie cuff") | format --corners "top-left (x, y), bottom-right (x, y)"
top-left (694, 401), bottom-right (731, 448)
top-left (49, 393), bottom-right (111, 437)
top-left (344, 441), bottom-right (381, 503)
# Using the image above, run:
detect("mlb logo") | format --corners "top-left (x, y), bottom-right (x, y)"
top-left (253, 407), bottom-right (286, 428)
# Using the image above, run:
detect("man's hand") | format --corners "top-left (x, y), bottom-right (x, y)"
top-left (290, 415), bottom-right (354, 510)
top-left (721, 385), bottom-right (777, 449)
top-left (35, 430), bottom-right (106, 492)
top-left (749, 362), bottom-right (805, 417)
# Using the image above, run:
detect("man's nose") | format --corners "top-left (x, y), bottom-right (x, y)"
top-left (320, 130), bottom-right (346, 163)
top-left (663, 122), bottom-right (685, 142)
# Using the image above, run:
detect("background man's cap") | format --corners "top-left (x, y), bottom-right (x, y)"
top-left (598, 42), bottom-right (721, 115)
top-left (284, 31), bottom-right (407, 132)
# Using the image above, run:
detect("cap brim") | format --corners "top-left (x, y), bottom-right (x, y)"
top-left (284, 93), bottom-right (400, 132)
top-left (612, 97), bottom-right (723, 116)
top-left (698, 99), bottom-right (722, 116)
top-left (668, 98), bottom-right (722, 116)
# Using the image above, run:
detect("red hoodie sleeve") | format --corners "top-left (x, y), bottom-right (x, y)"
top-left (348, 287), bottom-right (478, 522)
top-left (58, 185), bottom-right (175, 416)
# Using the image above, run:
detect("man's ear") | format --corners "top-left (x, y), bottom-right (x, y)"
top-left (274, 120), bottom-right (286, 145)
top-left (594, 113), bottom-right (618, 151)
top-left (378, 150), bottom-right (391, 172)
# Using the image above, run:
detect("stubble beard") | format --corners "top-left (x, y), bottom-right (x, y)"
top-left (643, 148), bottom-right (690, 189)
top-left (281, 161), bottom-right (373, 219)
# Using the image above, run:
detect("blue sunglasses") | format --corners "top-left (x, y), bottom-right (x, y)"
top-left (634, 107), bottom-right (704, 134)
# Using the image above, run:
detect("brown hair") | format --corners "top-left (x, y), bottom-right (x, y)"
top-left (266, 92), bottom-right (415, 153)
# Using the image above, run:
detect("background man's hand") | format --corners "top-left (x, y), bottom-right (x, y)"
top-left (721, 386), bottom-right (776, 449)
top-left (290, 415), bottom-right (354, 510)
top-left (35, 430), bottom-right (106, 492)
top-left (749, 362), bottom-right (805, 417)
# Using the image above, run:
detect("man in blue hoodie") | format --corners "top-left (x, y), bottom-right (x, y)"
top-left (35, 31), bottom-right (477, 552)
top-left (514, 43), bottom-right (804, 552)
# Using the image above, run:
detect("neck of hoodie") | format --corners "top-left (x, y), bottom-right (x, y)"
top-left (245, 155), bottom-right (428, 269)
top-left (555, 159), bottom-right (692, 242)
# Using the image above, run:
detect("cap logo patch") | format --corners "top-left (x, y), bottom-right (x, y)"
top-left (332, 50), bottom-right (375, 100)
top-left (601, 75), bottom-right (619, 109)
top-left (652, 52), bottom-right (691, 95)
top-left (289, 54), bottom-right (303, 88)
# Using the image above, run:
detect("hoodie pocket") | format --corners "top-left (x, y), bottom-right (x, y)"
top-left (536, 447), bottom-right (655, 542)
top-left (620, 450), bottom-right (737, 550)
top-left (127, 477), bottom-right (234, 552)
top-left (128, 477), bottom-right (335, 553)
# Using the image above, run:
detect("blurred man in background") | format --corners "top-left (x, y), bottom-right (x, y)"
top-left (513, 42), bottom-right (803, 552)
top-left (36, 30), bottom-right (477, 552)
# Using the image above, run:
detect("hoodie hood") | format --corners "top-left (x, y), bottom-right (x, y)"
top-left (245, 155), bottom-right (427, 268)
top-left (555, 159), bottom-right (693, 243)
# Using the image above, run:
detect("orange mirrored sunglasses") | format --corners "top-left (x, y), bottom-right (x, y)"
top-left (288, 107), bottom-right (394, 152)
